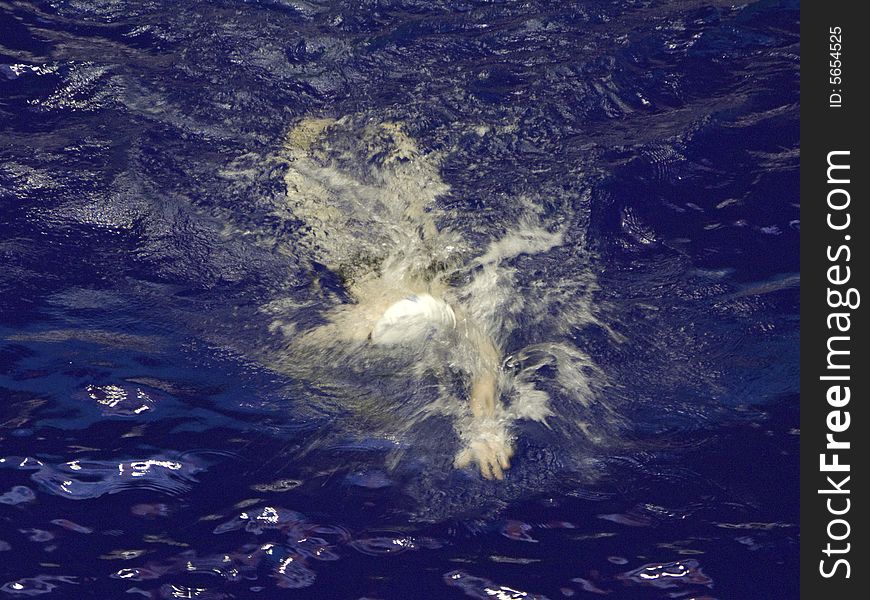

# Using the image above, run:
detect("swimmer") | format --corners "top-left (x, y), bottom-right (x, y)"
top-left (368, 293), bottom-right (514, 480)
top-left (274, 117), bottom-right (538, 481)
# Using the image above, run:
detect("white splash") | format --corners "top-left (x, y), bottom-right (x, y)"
top-left (265, 116), bottom-right (611, 479)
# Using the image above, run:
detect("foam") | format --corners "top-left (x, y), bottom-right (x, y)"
top-left (263, 116), bottom-right (614, 478)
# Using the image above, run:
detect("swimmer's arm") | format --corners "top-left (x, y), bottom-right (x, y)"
top-left (456, 330), bottom-right (514, 479)
top-left (470, 374), bottom-right (497, 419)
top-left (461, 321), bottom-right (500, 419)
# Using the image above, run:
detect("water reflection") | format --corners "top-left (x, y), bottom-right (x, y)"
top-left (2, 454), bottom-right (204, 500)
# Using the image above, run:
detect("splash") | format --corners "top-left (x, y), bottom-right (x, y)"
top-left (264, 116), bottom-right (615, 481)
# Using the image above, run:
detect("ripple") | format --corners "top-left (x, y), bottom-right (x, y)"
top-left (270, 554), bottom-right (317, 589)
top-left (305, 524), bottom-right (352, 545)
top-left (618, 558), bottom-right (713, 589)
top-left (99, 549), bottom-right (147, 560)
top-left (20, 529), bottom-right (53, 542)
top-left (0, 576), bottom-right (79, 596)
top-left (349, 535), bottom-right (418, 556)
top-left (30, 62), bottom-right (118, 112)
top-left (570, 577), bottom-right (610, 595)
top-left (500, 520), bottom-right (537, 542)
top-left (0, 63), bottom-right (56, 80)
top-left (290, 536), bottom-right (340, 561)
top-left (640, 145), bottom-right (688, 184)
top-left (157, 584), bottom-right (231, 599)
top-left (444, 570), bottom-right (550, 600)
top-left (212, 506), bottom-right (307, 535)
top-left (77, 384), bottom-right (160, 417)
top-left (597, 512), bottom-right (654, 527)
top-left (0, 457), bottom-right (44, 471)
top-left (343, 470), bottom-right (393, 488)
top-left (131, 502), bottom-right (173, 518)
top-left (110, 567), bottom-right (164, 582)
top-left (0, 486), bottom-right (35, 505)
top-left (489, 555), bottom-right (540, 565)
top-left (50, 519), bottom-right (93, 534)
top-left (250, 478), bottom-right (302, 493)
top-left (27, 454), bottom-right (204, 499)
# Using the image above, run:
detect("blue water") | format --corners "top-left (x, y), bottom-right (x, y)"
top-left (2, 1), bottom-right (798, 598)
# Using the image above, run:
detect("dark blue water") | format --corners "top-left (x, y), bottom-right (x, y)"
top-left (2, 1), bottom-right (798, 598)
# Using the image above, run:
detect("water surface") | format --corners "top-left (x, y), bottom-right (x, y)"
top-left (1, 0), bottom-right (798, 597)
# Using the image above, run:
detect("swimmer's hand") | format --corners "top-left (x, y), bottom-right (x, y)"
top-left (454, 435), bottom-right (514, 480)
top-left (456, 368), bottom-right (513, 479)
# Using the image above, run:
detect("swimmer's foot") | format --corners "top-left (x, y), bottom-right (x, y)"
top-left (455, 435), bottom-right (514, 480)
